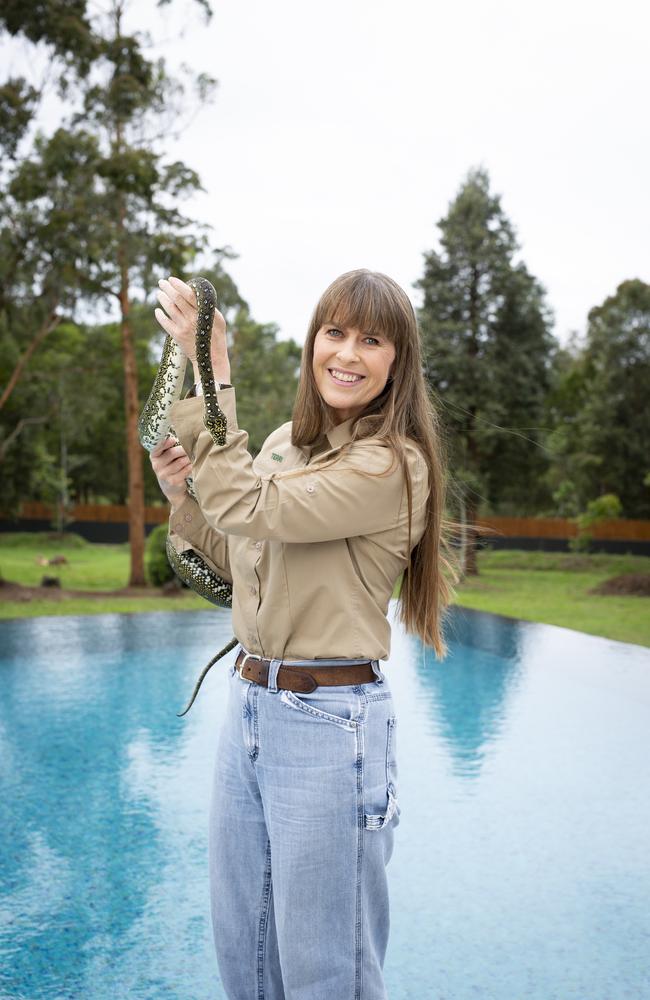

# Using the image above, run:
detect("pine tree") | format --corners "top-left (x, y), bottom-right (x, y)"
top-left (416, 167), bottom-right (556, 573)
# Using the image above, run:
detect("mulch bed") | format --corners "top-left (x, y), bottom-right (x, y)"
top-left (589, 573), bottom-right (650, 597)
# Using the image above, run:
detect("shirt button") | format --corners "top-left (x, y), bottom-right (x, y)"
top-left (306, 483), bottom-right (315, 494)
top-left (255, 541), bottom-right (262, 550)
top-left (173, 523), bottom-right (182, 532)
top-left (184, 513), bottom-right (192, 522)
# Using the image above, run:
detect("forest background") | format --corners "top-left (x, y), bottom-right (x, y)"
top-left (1, 0), bottom-right (649, 587)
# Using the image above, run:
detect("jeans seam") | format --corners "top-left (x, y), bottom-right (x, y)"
top-left (251, 684), bottom-right (260, 761)
top-left (256, 839), bottom-right (273, 999)
top-left (386, 717), bottom-right (396, 787)
top-left (355, 720), bottom-right (364, 1000)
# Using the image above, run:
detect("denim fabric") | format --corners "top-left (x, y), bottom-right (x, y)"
top-left (209, 647), bottom-right (400, 999)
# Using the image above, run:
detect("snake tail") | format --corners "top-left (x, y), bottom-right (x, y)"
top-left (177, 636), bottom-right (240, 717)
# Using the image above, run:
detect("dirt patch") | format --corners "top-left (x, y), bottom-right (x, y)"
top-left (589, 573), bottom-right (650, 597)
top-left (0, 579), bottom-right (186, 602)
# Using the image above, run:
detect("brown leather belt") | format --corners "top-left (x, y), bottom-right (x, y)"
top-left (234, 649), bottom-right (375, 693)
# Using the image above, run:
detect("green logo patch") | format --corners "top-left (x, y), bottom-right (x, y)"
top-left (271, 452), bottom-right (284, 462)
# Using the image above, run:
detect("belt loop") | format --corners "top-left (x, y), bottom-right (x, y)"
top-left (267, 658), bottom-right (282, 693)
top-left (231, 642), bottom-right (244, 677)
top-left (371, 659), bottom-right (385, 684)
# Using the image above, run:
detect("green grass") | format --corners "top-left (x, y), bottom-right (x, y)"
top-left (0, 531), bottom-right (209, 618)
top-left (0, 594), bottom-right (211, 618)
top-left (0, 533), bottom-right (132, 590)
top-left (1, 533), bottom-right (649, 646)
top-left (452, 548), bottom-right (650, 647)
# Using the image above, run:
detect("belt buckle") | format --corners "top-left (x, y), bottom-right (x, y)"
top-left (238, 651), bottom-right (262, 681)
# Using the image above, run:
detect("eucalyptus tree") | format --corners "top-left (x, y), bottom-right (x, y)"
top-left (0, 96), bottom-right (107, 521)
top-left (416, 167), bottom-right (556, 573)
top-left (1, 0), bottom-right (216, 583)
top-left (70, 1), bottom-right (217, 583)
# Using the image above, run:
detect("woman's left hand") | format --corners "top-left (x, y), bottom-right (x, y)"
top-left (155, 276), bottom-right (229, 375)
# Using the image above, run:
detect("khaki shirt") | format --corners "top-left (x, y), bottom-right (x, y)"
top-left (167, 388), bottom-right (429, 661)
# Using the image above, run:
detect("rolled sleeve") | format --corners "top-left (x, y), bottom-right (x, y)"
top-left (168, 492), bottom-right (233, 583)
top-left (169, 389), bottom-right (429, 544)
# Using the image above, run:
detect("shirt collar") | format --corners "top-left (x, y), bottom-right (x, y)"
top-left (303, 417), bottom-right (356, 458)
top-left (325, 417), bottom-right (356, 449)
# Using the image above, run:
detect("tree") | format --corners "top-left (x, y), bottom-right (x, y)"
top-left (1, 0), bottom-right (216, 583)
top-left (72, 1), bottom-right (217, 584)
top-left (1, 267), bottom-right (302, 517)
top-left (0, 1), bottom-right (97, 73)
top-left (542, 333), bottom-right (593, 517)
top-left (0, 128), bottom-right (108, 413)
top-left (577, 280), bottom-right (650, 519)
top-left (416, 167), bottom-right (556, 573)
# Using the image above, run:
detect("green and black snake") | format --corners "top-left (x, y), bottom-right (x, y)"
top-left (138, 277), bottom-right (238, 714)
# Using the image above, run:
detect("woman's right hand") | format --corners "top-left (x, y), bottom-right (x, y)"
top-left (150, 437), bottom-right (193, 509)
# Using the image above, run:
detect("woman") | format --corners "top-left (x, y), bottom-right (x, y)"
top-left (150, 268), bottom-right (456, 999)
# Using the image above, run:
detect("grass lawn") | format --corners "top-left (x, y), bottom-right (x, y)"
top-left (452, 548), bottom-right (650, 647)
top-left (1, 533), bottom-right (649, 646)
top-left (0, 532), bottom-right (206, 618)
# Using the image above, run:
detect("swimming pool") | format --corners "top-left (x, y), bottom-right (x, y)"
top-left (1, 606), bottom-right (648, 999)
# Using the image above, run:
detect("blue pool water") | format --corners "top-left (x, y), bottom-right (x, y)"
top-left (0, 606), bottom-right (649, 999)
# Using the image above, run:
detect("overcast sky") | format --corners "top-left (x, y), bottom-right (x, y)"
top-left (7, 0), bottom-right (650, 346)
top-left (146, 0), bottom-right (648, 348)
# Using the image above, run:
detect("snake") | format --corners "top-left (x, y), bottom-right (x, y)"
top-left (138, 276), bottom-right (239, 715)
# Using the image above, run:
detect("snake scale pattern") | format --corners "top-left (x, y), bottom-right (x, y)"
top-left (138, 277), bottom-right (239, 714)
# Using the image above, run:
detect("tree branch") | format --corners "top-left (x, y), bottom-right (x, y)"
top-left (0, 307), bottom-right (60, 411)
top-left (0, 413), bottom-right (51, 462)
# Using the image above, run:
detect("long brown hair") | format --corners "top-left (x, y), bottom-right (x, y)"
top-left (291, 269), bottom-right (460, 659)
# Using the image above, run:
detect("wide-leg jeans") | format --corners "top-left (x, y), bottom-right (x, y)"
top-left (209, 649), bottom-right (400, 1000)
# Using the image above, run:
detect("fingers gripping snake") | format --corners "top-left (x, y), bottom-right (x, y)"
top-left (138, 277), bottom-right (238, 715)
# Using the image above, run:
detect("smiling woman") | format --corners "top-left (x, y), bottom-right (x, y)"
top-left (147, 266), bottom-right (460, 1000)
top-left (312, 320), bottom-right (396, 423)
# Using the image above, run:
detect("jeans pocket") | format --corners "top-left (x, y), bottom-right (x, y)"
top-left (279, 688), bottom-right (360, 731)
top-left (364, 715), bottom-right (400, 830)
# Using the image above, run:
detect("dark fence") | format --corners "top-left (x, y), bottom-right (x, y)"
top-left (1, 503), bottom-right (650, 553)
top-left (0, 501), bottom-right (168, 543)
top-left (476, 515), bottom-right (650, 556)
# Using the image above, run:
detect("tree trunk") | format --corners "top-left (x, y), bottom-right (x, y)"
top-left (110, 1), bottom-right (144, 586)
top-left (117, 201), bottom-right (146, 586)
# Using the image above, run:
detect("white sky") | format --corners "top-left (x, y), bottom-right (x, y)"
top-left (153, 0), bottom-right (650, 347)
top-left (6, 0), bottom-right (650, 346)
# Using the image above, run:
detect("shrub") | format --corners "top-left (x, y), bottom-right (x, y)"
top-left (145, 524), bottom-right (175, 586)
top-left (570, 493), bottom-right (623, 553)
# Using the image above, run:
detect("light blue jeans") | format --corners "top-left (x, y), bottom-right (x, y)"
top-left (209, 644), bottom-right (400, 999)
